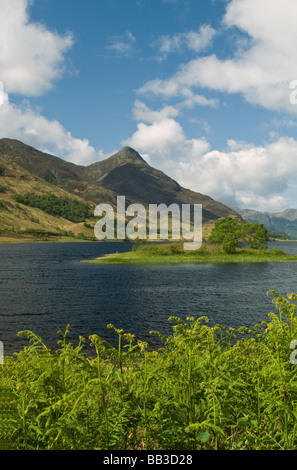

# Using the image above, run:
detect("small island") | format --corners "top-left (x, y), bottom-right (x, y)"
top-left (84, 217), bottom-right (297, 265)
top-left (84, 243), bottom-right (297, 265)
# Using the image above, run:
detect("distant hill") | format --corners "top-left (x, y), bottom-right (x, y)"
top-left (232, 206), bottom-right (297, 239)
top-left (0, 138), bottom-right (239, 241)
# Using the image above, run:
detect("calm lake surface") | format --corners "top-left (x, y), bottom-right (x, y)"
top-left (1, 241), bottom-right (297, 355)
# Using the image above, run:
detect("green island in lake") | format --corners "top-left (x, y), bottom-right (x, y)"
top-left (84, 217), bottom-right (297, 265)
top-left (85, 242), bottom-right (297, 265)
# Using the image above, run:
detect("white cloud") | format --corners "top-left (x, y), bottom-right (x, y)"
top-left (160, 137), bottom-right (297, 212)
top-left (2, 0), bottom-right (297, 212)
top-left (124, 0), bottom-right (297, 211)
top-left (137, 72), bottom-right (219, 108)
top-left (123, 101), bottom-right (210, 160)
top-left (132, 99), bottom-right (180, 123)
top-left (0, 81), bottom-right (112, 165)
top-left (106, 30), bottom-right (137, 57)
top-left (0, 81), bottom-right (7, 107)
top-left (0, 0), bottom-right (73, 96)
top-left (178, 89), bottom-right (219, 109)
top-left (153, 24), bottom-right (216, 56)
top-left (0, 1), bottom-right (113, 165)
top-left (123, 118), bottom-right (187, 159)
top-left (123, 98), bottom-right (297, 211)
top-left (139, 0), bottom-right (297, 115)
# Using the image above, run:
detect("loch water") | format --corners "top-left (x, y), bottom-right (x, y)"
top-left (1, 241), bottom-right (297, 355)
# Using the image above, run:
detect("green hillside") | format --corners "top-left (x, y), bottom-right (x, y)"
top-left (0, 158), bottom-right (96, 242)
top-left (0, 138), bottom-right (239, 242)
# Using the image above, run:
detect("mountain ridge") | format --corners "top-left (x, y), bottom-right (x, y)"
top-left (0, 138), bottom-right (238, 220)
top-left (232, 206), bottom-right (297, 239)
top-left (0, 138), bottom-right (240, 241)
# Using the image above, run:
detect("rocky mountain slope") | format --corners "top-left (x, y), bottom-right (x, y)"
top-left (0, 138), bottom-right (239, 241)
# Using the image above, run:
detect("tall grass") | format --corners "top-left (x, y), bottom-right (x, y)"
top-left (1, 290), bottom-right (297, 450)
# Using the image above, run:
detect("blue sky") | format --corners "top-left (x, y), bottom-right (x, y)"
top-left (1, 0), bottom-right (297, 212)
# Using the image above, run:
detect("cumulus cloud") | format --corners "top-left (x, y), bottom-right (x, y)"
top-left (122, 0), bottom-right (297, 211)
top-left (0, 1), bottom-right (111, 165)
top-left (122, 100), bottom-right (210, 161)
top-left (0, 0), bottom-right (73, 96)
top-left (0, 81), bottom-right (7, 107)
top-left (139, 0), bottom-right (297, 115)
top-left (124, 110), bottom-right (297, 210)
top-left (158, 137), bottom-right (297, 212)
top-left (122, 99), bottom-right (297, 212)
top-left (0, 80), bottom-right (112, 165)
top-left (132, 99), bottom-right (180, 123)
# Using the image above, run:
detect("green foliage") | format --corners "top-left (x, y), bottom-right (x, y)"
top-left (29, 217), bottom-right (39, 223)
top-left (222, 233), bottom-right (238, 254)
top-left (13, 193), bottom-right (92, 223)
top-left (242, 221), bottom-right (268, 249)
top-left (136, 243), bottom-right (185, 256)
top-left (269, 248), bottom-right (285, 256)
top-left (23, 228), bottom-right (59, 238)
top-left (209, 217), bottom-right (268, 253)
top-left (0, 166), bottom-right (4, 176)
top-left (132, 238), bottom-right (146, 251)
top-left (2, 290), bottom-right (297, 450)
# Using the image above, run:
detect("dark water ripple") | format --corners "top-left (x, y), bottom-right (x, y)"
top-left (1, 241), bottom-right (297, 355)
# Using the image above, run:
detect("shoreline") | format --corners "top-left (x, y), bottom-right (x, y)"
top-left (3, 237), bottom-right (297, 266)
top-left (0, 237), bottom-right (95, 244)
top-left (82, 246), bottom-right (297, 265)
top-left (2, 233), bottom-right (297, 245)
top-left (0, 236), bottom-right (121, 244)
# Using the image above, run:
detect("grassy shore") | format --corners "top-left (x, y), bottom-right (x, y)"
top-left (84, 242), bottom-right (297, 265)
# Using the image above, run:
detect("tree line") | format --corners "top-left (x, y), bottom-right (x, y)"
top-left (13, 193), bottom-right (92, 223)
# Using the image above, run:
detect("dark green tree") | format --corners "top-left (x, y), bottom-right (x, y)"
top-left (209, 216), bottom-right (268, 254)
top-left (209, 217), bottom-right (243, 253)
top-left (242, 221), bottom-right (268, 249)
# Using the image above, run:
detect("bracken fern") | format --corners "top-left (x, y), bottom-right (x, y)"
top-left (1, 290), bottom-right (297, 450)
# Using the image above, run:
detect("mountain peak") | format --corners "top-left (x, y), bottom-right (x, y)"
top-left (83, 146), bottom-right (148, 183)
top-left (113, 146), bottom-right (147, 165)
